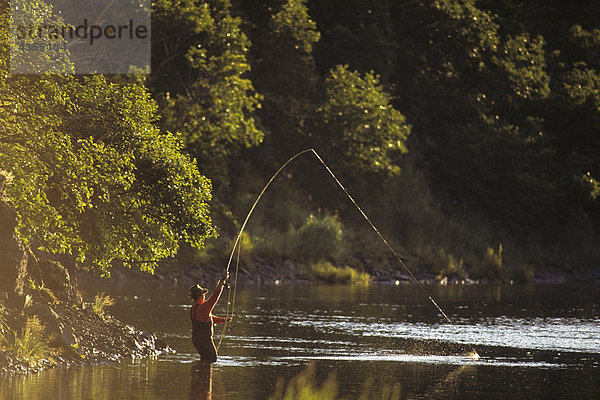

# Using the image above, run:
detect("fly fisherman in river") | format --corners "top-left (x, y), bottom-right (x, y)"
top-left (190, 271), bottom-right (231, 363)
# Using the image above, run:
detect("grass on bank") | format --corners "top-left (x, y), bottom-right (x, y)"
top-left (311, 261), bottom-right (371, 285)
top-left (0, 315), bottom-right (53, 366)
top-left (0, 303), bottom-right (7, 332)
top-left (269, 363), bottom-right (338, 400)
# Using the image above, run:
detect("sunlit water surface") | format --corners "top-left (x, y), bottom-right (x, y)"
top-left (1, 282), bottom-right (599, 399)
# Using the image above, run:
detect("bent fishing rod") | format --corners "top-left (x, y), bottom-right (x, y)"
top-left (216, 150), bottom-right (313, 349)
top-left (217, 148), bottom-right (478, 357)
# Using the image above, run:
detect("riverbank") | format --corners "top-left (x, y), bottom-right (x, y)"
top-left (0, 295), bottom-right (172, 375)
top-left (96, 256), bottom-right (600, 287)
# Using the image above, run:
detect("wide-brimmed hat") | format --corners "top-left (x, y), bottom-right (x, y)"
top-left (190, 284), bottom-right (209, 298)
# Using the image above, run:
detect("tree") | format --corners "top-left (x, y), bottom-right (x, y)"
top-left (260, 0), bottom-right (320, 98)
top-left (0, 71), bottom-right (216, 277)
top-left (308, 0), bottom-right (397, 83)
top-left (313, 65), bottom-right (410, 179)
top-left (151, 0), bottom-right (263, 187)
top-left (384, 0), bottom-right (559, 230)
top-left (240, 0), bottom-right (321, 162)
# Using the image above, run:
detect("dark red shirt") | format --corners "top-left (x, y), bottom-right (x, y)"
top-left (190, 284), bottom-right (226, 324)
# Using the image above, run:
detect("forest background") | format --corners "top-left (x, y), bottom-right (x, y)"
top-left (2, 0), bottom-right (600, 295)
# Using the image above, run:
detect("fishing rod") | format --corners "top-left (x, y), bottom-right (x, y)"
top-left (224, 149), bottom-right (314, 276)
top-left (217, 148), bottom-right (479, 358)
top-left (217, 149), bottom-right (314, 349)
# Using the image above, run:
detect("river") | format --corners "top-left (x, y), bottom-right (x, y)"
top-left (2, 282), bottom-right (599, 399)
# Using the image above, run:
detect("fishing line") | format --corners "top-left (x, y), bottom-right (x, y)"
top-left (217, 149), bottom-right (314, 349)
top-left (309, 149), bottom-right (454, 325)
top-left (217, 148), bottom-right (477, 358)
top-left (217, 227), bottom-right (242, 350)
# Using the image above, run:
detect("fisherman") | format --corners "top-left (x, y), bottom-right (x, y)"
top-left (190, 271), bottom-right (231, 363)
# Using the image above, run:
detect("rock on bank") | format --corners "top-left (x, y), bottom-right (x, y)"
top-left (0, 292), bottom-right (171, 375)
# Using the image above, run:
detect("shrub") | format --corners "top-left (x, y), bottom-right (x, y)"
top-left (311, 261), bottom-right (371, 285)
top-left (91, 292), bottom-right (115, 317)
top-left (435, 250), bottom-right (467, 280)
top-left (485, 244), bottom-right (503, 269)
top-left (291, 214), bottom-right (346, 264)
top-left (471, 244), bottom-right (505, 280)
top-left (251, 227), bottom-right (294, 264)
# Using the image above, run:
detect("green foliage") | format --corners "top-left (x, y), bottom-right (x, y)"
top-left (292, 214), bottom-right (345, 264)
top-left (309, 0), bottom-right (397, 83)
top-left (0, 303), bottom-right (7, 333)
top-left (566, 25), bottom-right (600, 66)
top-left (492, 34), bottom-right (550, 101)
top-left (249, 228), bottom-right (292, 264)
top-left (562, 62), bottom-right (600, 108)
top-left (249, 212), bottom-right (346, 265)
top-left (263, 0), bottom-right (320, 97)
top-left (186, 0), bottom-right (600, 271)
top-left (581, 172), bottom-right (600, 200)
top-left (271, 0), bottom-right (320, 55)
top-left (269, 363), bottom-right (338, 400)
top-left (221, 231), bottom-right (257, 268)
top-left (3, 0), bottom-right (600, 283)
top-left (91, 292), bottom-right (115, 317)
top-left (432, 0), bottom-right (500, 56)
top-left (152, 0), bottom-right (263, 184)
top-left (485, 244), bottom-right (503, 270)
top-left (0, 44), bottom-right (215, 275)
top-left (435, 251), bottom-right (467, 280)
top-left (316, 65), bottom-right (410, 177)
top-left (238, 231), bottom-right (255, 256)
top-left (0, 316), bottom-right (52, 366)
top-left (247, 0), bottom-right (320, 160)
top-left (5, 0), bottom-right (74, 74)
top-left (311, 261), bottom-right (371, 285)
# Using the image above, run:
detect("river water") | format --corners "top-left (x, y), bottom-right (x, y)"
top-left (2, 282), bottom-right (599, 399)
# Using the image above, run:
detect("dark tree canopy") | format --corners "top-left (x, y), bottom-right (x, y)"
top-left (3, 0), bottom-right (600, 283)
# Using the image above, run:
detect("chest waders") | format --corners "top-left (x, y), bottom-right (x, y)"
top-left (191, 304), bottom-right (218, 363)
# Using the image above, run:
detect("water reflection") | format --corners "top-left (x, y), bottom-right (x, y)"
top-left (421, 365), bottom-right (476, 400)
top-left (190, 362), bottom-right (213, 400)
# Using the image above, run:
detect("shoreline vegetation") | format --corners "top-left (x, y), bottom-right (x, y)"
top-left (0, 287), bottom-right (172, 376)
top-left (105, 251), bottom-right (600, 288)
